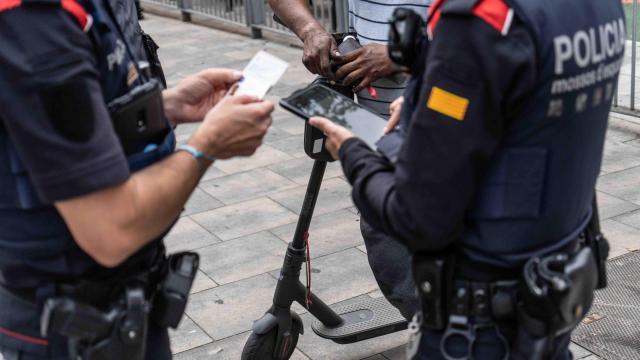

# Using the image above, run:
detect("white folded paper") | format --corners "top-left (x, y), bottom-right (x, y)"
top-left (235, 50), bottom-right (289, 99)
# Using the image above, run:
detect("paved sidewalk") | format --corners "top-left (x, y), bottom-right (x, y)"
top-left (139, 14), bottom-right (640, 360)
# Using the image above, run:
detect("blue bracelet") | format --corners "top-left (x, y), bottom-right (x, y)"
top-left (176, 144), bottom-right (216, 162)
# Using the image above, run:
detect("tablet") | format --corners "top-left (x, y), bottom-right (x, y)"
top-left (280, 84), bottom-right (388, 149)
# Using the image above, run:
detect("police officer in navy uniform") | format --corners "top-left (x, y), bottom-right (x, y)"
top-left (0, 0), bottom-right (274, 358)
top-left (311, 0), bottom-right (624, 358)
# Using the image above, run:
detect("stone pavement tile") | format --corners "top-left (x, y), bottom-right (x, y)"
top-left (270, 209), bottom-right (364, 258)
top-left (269, 178), bottom-right (354, 216)
top-left (173, 331), bottom-right (310, 359)
top-left (191, 270), bottom-right (218, 294)
top-left (270, 248), bottom-right (379, 306)
top-left (596, 191), bottom-right (639, 220)
top-left (186, 274), bottom-right (277, 340)
top-left (214, 144), bottom-right (293, 174)
top-left (182, 188), bottom-right (225, 216)
top-left (607, 126), bottom-right (638, 144)
top-left (296, 304), bottom-right (408, 360)
top-left (357, 245), bottom-right (368, 254)
top-left (198, 231), bottom-right (287, 285)
top-left (192, 197), bottom-right (298, 241)
top-left (164, 217), bottom-right (221, 253)
top-left (264, 125), bottom-right (295, 145)
top-left (569, 343), bottom-right (596, 359)
top-left (273, 110), bottom-right (306, 135)
top-left (597, 165), bottom-right (640, 205)
top-left (201, 165), bottom-right (229, 182)
top-left (199, 168), bottom-right (298, 205)
top-left (382, 346), bottom-right (406, 360)
top-left (269, 157), bottom-right (345, 185)
top-left (600, 219), bottom-right (640, 257)
top-left (601, 139), bottom-right (640, 173)
top-left (268, 136), bottom-right (308, 159)
top-left (169, 315), bottom-right (213, 354)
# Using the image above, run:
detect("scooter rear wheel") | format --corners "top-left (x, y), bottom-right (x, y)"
top-left (241, 322), bottom-right (301, 360)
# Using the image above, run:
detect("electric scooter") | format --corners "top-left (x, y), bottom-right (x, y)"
top-left (241, 119), bottom-right (408, 360)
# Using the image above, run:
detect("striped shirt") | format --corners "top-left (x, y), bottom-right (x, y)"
top-left (348, 0), bottom-right (431, 117)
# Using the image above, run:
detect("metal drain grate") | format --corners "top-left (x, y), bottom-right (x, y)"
top-left (573, 251), bottom-right (640, 359)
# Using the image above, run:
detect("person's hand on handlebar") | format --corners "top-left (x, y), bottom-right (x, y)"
top-left (308, 116), bottom-right (354, 160)
top-left (188, 94), bottom-right (274, 160)
top-left (163, 68), bottom-right (243, 126)
top-left (333, 43), bottom-right (395, 93)
top-left (301, 28), bottom-right (339, 79)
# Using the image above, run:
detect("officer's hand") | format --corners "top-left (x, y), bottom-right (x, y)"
top-left (384, 96), bottom-right (404, 134)
top-left (309, 116), bottom-right (354, 160)
top-left (164, 68), bottom-right (243, 125)
top-left (189, 94), bottom-right (274, 159)
top-left (302, 29), bottom-right (339, 78)
top-left (333, 44), bottom-right (394, 93)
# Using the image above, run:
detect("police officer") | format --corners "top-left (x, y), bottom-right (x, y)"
top-left (0, 0), bottom-right (273, 358)
top-left (310, 0), bottom-right (624, 358)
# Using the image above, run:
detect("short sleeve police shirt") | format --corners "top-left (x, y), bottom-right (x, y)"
top-left (0, 5), bottom-right (130, 202)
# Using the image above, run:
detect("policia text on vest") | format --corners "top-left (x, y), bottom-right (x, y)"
top-left (553, 18), bottom-right (625, 95)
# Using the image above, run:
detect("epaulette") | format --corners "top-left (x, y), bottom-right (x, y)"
top-left (427, 0), bottom-right (514, 38)
top-left (0, 0), bottom-right (92, 32)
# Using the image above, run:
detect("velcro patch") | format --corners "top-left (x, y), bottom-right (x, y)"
top-left (41, 81), bottom-right (95, 142)
top-left (426, 87), bottom-right (469, 121)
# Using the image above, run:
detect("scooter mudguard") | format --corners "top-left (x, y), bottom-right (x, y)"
top-left (252, 311), bottom-right (304, 335)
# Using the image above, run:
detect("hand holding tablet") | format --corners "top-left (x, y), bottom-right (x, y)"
top-left (281, 84), bottom-right (403, 162)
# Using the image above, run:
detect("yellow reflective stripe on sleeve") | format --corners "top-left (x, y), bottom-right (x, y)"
top-left (426, 86), bottom-right (469, 121)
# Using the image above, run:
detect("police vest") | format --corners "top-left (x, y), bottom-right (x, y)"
top-left (451, 0), bottom-right (625, 268)
top-left (0, 0), bottom-right (175, 285)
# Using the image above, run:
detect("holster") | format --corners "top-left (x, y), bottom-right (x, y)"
top-left (38, 252), bottom-right (199, 360)
top-left (515, 246), bottom-right (599, 359)
top-left (412, 251), bottom-right (455, 330)
top-left (41, 286), bottom-right (149, 360)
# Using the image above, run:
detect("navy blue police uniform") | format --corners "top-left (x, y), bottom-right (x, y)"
top-left (338, 0), bottom-right (625, 358)
top-left (0, 0), bottom-right (175, 358)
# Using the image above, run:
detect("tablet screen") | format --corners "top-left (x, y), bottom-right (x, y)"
top-left (284, 85), bottom-right (388, 148)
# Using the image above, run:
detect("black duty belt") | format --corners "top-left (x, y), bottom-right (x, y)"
top-left (447, 279), bottom-right (518, 325)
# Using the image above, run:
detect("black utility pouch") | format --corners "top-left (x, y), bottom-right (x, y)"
top-left (412, 252), bottom-right (455, 330)
top-left (140, 31), bottom-right (167, 88)
top-left (153, 252), bottom-right (199, 328)
top-left (584, 197), bottom-right (610, 289)
top-left (108, 80), bottom-right (169, 156)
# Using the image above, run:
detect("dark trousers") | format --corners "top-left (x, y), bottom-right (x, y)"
top-left (414, 321), bottom-right (573, 360)
top-left (360, 218), bottom-right (418, 320)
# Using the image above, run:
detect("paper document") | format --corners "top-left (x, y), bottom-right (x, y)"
top-left (236, 50), bottom-right (289, 99)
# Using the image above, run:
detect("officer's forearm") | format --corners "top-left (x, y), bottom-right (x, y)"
top-left (269, 0), bottom-right (326, 40)
top-left (56, 152), bottom-right (209, 268)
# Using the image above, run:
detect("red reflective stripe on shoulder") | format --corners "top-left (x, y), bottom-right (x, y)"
top-left (472, 0), bottom-right (513, 35)
top-left (0, 0), bottom-right (22, 12)
top-left (60, 0), bottom-right (91, 31)
top-left (427, 0), bottom-right (445, 38)
top-left (0, 326), bottom-right (49, 346)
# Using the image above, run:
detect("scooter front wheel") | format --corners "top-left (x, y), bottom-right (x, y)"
top-left (241, 321), bottom-right (301, 360)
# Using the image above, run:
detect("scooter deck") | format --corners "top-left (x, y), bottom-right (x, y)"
top-left (311, 296), bottom-right (408, 344)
